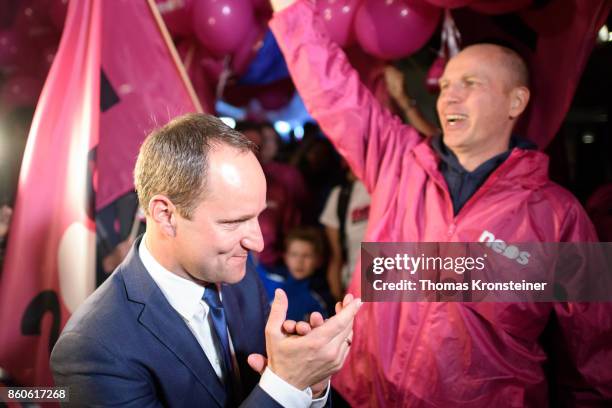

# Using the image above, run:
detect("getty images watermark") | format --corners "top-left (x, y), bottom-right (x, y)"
top-left (361, 240), bottom-right (612, 302)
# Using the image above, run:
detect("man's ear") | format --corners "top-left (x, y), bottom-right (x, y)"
top-left (509, 86), bottom-right (530, 119)
top-left (148, 195), bottom-right (178, 237)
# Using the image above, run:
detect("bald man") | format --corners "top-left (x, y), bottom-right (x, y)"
top-left (269, 0), bottom-right (611, 406)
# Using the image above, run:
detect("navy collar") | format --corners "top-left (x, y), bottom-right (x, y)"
top-left (431, 134), bottom-right (537, 175)
top-left (430, 135), bottom-right (537, 215)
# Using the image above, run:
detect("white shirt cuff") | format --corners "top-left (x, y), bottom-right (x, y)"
top-left (259, 367), bottom-right (329, 407)
top-left (311, 380), bottom-right (331, 408)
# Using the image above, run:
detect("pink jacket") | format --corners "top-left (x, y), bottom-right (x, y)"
top-left (270, 2), bottom-right (611, 406)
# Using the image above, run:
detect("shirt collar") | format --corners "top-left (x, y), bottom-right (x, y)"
top-left (139, 235), bottom-right (205, 322)
top-left (430, 134), bottom-right (536, 175)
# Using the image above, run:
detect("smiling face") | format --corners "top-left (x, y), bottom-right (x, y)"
top-left (171, 145), bottom-right (267, 284)
top-left (436, 45), bottom-right (529, 163)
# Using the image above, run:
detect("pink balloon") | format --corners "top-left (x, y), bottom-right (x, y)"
top-left (316, 0), bottom-right (361, 47)
top-left (469, 0), bottom-right (532, 15)
top-left (231, 22), bottom-right (265, 75)
top-left (156, 0), bottom-right (194, 38)
top-left (0, 75), bottom-right (43, 109)
top-left (425, 56), bottom-right (446, 93)
top-left (355, 0), bottom-right (441, 60)
top-left (193, 0), bottom-right (257, 57)
top-left (425, 0), bottom-right (475, 8)
top-left (199, 53), bottom-right (226, 83)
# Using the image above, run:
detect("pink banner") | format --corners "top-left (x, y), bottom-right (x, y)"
top-left (0, 0), bottom-right (101, 386)
top-left (96, 0), bottom-right (201, 211)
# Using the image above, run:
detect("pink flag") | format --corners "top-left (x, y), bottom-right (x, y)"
top-left (0, 0), bottom-right (101, 386)
top-left (95, 0), bottom-right (202, 211)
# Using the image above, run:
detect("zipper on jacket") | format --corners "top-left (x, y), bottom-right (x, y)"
top-left (452, 153), bottom-right (524, 226)
top-left (420, 148), bottom-right (528, 236)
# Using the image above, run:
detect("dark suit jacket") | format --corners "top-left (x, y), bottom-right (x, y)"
top-left (51, 237), bottom-right (282, 407)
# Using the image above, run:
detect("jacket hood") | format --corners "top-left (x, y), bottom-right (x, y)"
top-left (413, 135), bottom-right (549, 190)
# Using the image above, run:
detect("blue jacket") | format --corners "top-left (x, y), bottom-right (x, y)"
top-left (51, 237), bottom-right (282, 407)
top-left (257, 265), bottom-right (331, 322)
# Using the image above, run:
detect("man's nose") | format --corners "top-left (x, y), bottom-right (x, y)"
top-left (241, 218), bottom-right (264, 253)
top-left (439, 83), bottom-right (462, 105)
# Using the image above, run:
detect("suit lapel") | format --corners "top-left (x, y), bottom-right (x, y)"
top-left (120, 238), bottom-right (226, 407)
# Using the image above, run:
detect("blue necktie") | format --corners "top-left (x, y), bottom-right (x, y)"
top-left (202, 285), bottom-right (234, 386)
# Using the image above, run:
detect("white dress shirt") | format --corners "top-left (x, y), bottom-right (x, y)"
top-left (139, 236), bottom-right (329, 407)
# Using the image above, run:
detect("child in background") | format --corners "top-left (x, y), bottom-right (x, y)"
top-left (257, 226), bottom-right (332, 321)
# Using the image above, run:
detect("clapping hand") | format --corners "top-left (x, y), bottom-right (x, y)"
top-left (283, 294), bottom-right (356, 397)
top-left (248, 290), bottom-right (360, 393)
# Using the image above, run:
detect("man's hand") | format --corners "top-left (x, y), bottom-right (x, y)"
top-left (247, 312), bottom-right (327, 394)
top-left (246, 312), bottom-right (325, 372)
top-left (249, 289), bottom-right (361, 391)
top-left (270, 0), bottom-right (297, 13)
top-left (288, 295), bottom-right (355, 397)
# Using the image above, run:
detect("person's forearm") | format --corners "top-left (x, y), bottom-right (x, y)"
top-left (391, 93), bottom-right (438, 137)
top-left (384, 65), bottom-right (438, 137)
top-left (403, 105), bottom-right (439, 137)
top-left (326, 262), bottom-right (344, 301)
top-left (324, 226), bottom-right (344, 300)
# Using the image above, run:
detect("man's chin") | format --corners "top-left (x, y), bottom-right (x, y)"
top-left (442, 132), bottom-right (462, 147)
top-left (224, 264), bottom-right (248, 284)
top-left (442, 135), bottom-right (469, 154)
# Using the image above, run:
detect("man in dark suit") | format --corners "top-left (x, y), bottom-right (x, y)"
top-left (51, 113), bottom-right (361, 407)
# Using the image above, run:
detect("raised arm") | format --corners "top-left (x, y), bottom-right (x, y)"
top-left (269, 0), bottom-right (422, 191)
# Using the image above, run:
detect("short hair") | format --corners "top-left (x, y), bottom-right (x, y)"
top-left (495, 45), bottom-right (529, 89)
top-left (134, 113), bottom-right (256, 219)
top-left (465, 42), bottom-right (530, 89)
top-left (284, 226), bottom-right (324, 258)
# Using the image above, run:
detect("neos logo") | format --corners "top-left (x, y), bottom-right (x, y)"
top-left (478, 230), bottom-right (530, 265)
